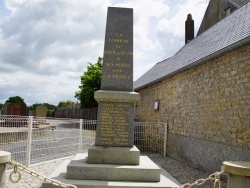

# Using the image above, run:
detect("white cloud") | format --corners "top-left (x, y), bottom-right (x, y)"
top-left (112, 0), bottom-right (170, 79)
top-left (0, 0), bottom-right (209, 105)
top-left (156, 0), bottom-right (208, 58)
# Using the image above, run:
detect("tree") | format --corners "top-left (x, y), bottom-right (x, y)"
top-left (43, 103), bottom-right (57, 110)
top-left (28, 103), bottom-right (56, 111)
top-left (75, 57), bottom-right (103, 107)
top-left (57, 100), bottom-right (76, 107)
top-left (5, 96), bottom-right (25, 104)
top-left (0, 103), bottom-right (3, 110)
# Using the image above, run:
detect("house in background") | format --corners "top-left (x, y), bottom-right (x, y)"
top-left (198, 0), bottom-right (250, 35)
top-left (134, 1), bottom-right (250, 172)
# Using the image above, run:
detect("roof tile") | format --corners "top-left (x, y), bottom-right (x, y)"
top-left (134, 2), bottom-right (250, 90)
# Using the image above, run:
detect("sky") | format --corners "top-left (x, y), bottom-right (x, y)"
top-left (0, 0), bottom-right (209, 106)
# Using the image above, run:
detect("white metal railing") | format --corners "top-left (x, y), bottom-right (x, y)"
top-left (0, 115), bottom-right (167, 166)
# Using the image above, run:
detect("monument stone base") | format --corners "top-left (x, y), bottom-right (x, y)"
top-left (41, 150), bottom-right (180, 188)
top-left (87, 145), bottom-right (140, 165)
top-left (66, 153), bottom-right (160, 182)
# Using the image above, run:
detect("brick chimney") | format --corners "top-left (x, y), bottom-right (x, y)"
top-left (185, 14), bottom-right (194, 44)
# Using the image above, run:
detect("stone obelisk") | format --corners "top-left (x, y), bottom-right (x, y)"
top-left (87, 7), bottom-right (140, 165)
top-left (94, 7), bottom-right (140, 148)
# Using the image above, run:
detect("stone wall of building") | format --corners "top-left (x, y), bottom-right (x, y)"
top-left (136, 45), bottom-right (250, 171)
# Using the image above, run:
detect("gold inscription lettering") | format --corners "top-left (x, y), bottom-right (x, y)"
top-left (112, 74), bottom-right (131, 79)
top-left (99, 102), bottom-right (131, 145)
top-left (105, 62), bottom-right (131, 68)
top-left (104, 50), bottom-right (133, 56)
top-left (112, 69), bottom-right (123, 73)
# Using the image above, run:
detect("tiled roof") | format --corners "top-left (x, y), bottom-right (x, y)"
top-left (134, 2), bottom-right (250, 91)
top-left (230, 0), bottom-right (250, 7)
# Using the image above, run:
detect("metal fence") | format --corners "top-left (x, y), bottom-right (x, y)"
top-left (0, 115), bottom-right (167, 166)
top-left (134, 121), bottom-right (167, 155)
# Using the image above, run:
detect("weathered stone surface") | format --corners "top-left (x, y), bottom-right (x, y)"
top-left (35, 105), bottom-right (47, 117)
top-left (95, 7), bottom-right (139, 147)
top-left (101, 7), bottom-right (133, 91)
top-left (0, 151), bottom-right (11, 164)
top-left (223, 161), bottom-right (250, 188)
top-left (87, 145), bottom-right (140, 165)
top-left (66, 153), bottom-right (160, 182)
top-left (136, 45), bottom-right (250, 148)
top-left (166, 133), bottom-right (250, 172)
top-left (95, 101), bottom-right (134, 147)
top-left (95, 90), bottom-right (140, 103)
top-left (41, 158), bottom-right (180, 188)
top-left (223, 161), bottom-right (250, 176)
top-left (136, 45), bottom-right (250, 172)
top-left (0, 151), bottom-right (11, 188)
top-left (2, 103), bottom-right (8, 115)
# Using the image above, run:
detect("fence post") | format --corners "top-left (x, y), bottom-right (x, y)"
top-left (26, 116), bottom-right (33, 167)
top-left (223, 161), bottom-right (250, 188)
top-left (79, 119), bottom-right (83, 153)
top-left (164, 123), bottom-right (167, 157)
top-left (0, 151), bottom-right (11, 188)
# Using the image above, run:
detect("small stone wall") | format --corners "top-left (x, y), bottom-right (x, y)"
top-left (167, 133), bottom-right (250, 172)
top-left (136, 45), bottom-right (250, 171)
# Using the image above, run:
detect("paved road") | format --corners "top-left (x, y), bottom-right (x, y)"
top-left (0, 119), bottom-right (96, 165)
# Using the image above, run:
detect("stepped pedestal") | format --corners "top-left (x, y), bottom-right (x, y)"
top-left (41, 147), bottom-right (180, 188)
top-left (87, 145), bottom-right (140, 165)
top-left (66, 153), bottom-right (160, 182)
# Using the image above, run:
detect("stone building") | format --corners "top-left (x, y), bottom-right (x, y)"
top-left (197, 0), bottom-right (250, 35)
top-left (134, 2), bottom-right (250, 172)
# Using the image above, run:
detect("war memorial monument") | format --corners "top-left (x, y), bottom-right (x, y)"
top-left (41, 7), bottom-right (180, 188)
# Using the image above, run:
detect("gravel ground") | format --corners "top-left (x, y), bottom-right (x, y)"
top-left (6, 154), bottom-right (228, 188)
top-left (148, 154), bottom-right (228, 188)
